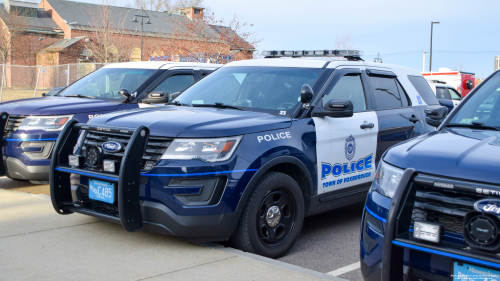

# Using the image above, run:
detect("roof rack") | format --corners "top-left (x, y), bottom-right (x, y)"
top-left (261, 50), bottom-right (364, 61)
top-left (426, 79), bottom-right (446, 84)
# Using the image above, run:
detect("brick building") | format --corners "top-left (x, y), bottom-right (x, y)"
top-left (0, 0), bottom-right (254, 68)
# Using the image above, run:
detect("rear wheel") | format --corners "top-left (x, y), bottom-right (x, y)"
top-left (231, 171), bottom-right (304, 258)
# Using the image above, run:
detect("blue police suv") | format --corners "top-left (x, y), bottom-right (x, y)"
top-left (50, 50), bottom-right (443, 258)
top-left (361, 69), bottom-right (500, 280)
top-left (0, 61), bottom-right (219, 183)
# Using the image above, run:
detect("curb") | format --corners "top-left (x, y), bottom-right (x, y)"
top-left (203, 243), bottom-right (347, 281)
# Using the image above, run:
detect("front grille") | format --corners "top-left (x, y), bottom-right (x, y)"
top-left (80, 187), bottom-right (119, 217)
top-left (81, 130), bottom-right (172, 172)
top-left (410, 176), bottom-right (487, 235)
top-left (4, 115), bottom-right (25, 138)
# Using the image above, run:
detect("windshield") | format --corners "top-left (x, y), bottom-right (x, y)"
top-left (449, 72), bottom-right (500, 127)
top-left (60, 68), bottom-right (157, 102)
top-left (174, 66), bottom-right (324, 116)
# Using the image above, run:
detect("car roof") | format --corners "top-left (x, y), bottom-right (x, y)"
top-left (224, 58), bottom-right (422, 76)
top-left (102, 61), bottom-right (221, 70)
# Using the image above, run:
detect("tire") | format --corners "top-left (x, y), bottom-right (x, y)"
top-left (231, 171), bottom-right (305, 258)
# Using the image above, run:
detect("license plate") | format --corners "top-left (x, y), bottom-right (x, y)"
top-left (453, 262), bottom-right (500, 281)
top-left (89, 179), bottom-right (114, 204)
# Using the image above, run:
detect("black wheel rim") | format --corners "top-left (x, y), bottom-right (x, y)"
top-left (257, 188), bottom-right (296, 247)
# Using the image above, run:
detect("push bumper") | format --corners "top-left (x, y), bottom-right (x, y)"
top-left (50, 120), bottom-right (238, 241)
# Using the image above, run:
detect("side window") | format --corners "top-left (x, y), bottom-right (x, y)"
top-left (448, 88), bottom-right (462, 100)
top-left (322, 74), bottom-right (366, 112)
top-left (369, 76), bottom-right (404, 110)
top-left (201, 70), bottom-right (214, 77)
top-left (407, 75), bottom-right (439, 105)
top-left (395, 80), bottom-right (410, 107)
top-left (152, 74), bottom-right (195, 96)
top-left (436, 87), bottom-right (451, 99)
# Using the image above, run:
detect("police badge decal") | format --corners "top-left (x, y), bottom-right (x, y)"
top-left (345, 135), bottom-right (356, 161)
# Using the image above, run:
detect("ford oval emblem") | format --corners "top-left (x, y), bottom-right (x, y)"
top-left (102, 141), bottom-right (122, 153)
top-left (474, 199), bottom-right (500, 215)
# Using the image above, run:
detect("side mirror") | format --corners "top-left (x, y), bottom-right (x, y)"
top-left (313, 99), bottom-right (354, 118)
top-left (424, 105), bottom-right (448, 127)
top-left (42, 93), bottom-right (47, 97)
top-left (301, 84), bottom-right (314, 104)
top-left (118, 88), bottom-right (131, 99)
top-left (169, 92), bottom-right (181, 100)
top-left (141, 91), bottom-right (169, 104)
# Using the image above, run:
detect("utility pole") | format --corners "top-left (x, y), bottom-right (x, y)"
top-left (374, 53), bottom-right (382, 63)
top-left (429, 21), bottom-right (440, 72)
top-left (422, 51), bottom-right (428, 72)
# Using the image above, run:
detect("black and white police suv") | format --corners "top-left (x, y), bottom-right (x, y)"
top-left (50, 50), bottom-right (445, 258)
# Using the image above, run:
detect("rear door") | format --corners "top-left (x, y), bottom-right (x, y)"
top-left (365, 69), bottom-right (427, 164)
top-left (313, 68), bottom-right (378, 194)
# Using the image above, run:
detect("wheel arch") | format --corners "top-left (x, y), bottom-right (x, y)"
top-left (235, 156), bottom-right (314, 215)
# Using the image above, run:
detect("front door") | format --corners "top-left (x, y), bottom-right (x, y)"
top-left (313, 69), bottom-right (379, 194)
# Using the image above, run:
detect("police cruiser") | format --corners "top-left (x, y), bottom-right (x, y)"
top-left (49, 50), bottom-right (442, 258)
top-left (360, 69), bottom-right (500, 280)
top-left (0, 61), bottom-right (219, 183)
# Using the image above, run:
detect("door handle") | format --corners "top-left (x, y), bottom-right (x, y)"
top-left (360, 123), bottom-right (374, 129)
top-left (409, 115), bottom-right (420, 123)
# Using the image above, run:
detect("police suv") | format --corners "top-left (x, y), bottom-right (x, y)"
top-left (360, 70), bottom-right (500, 280)
top-left (0, 61), bottom-right (219, 183)
top-left (50, 50), bottom-right (442, 258)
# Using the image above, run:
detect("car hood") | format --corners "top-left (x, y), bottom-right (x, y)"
top-left (0, 97), bottom-right (121, 115)
top-left (88, 106), bottom-right (292, 138)
top-left (384, 127), bottom-right (500, 185)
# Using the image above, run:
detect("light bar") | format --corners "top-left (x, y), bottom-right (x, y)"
top-left (262, 49), bottom-right (364, 58)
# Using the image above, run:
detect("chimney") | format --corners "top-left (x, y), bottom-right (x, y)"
top-left (180, 7), bottom-right (204, 20)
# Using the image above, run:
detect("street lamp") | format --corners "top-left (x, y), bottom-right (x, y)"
top-left (429, 21), bottom-right (439, 72)
top-left (132, 8), bottom-right (152, 61)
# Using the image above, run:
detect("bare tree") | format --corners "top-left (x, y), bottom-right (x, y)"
top-left (0, 10), bottom-right (26, 64)
top-left (84, 0), bottom-right (135, 63)
top-left (335, 34), bottom-right (354, 50)
top-left (155, 12), bottom-right (260, 63)
top-left (133, 0), bottom-right (173, 12)
top-left (171, 0), bottom-right (205, 10)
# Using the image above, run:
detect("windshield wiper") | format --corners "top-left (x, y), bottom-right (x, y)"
top-left (192, 102), bottom-right (245, 111)
top-left (63, 94), bottom-right (96, 99)
top-left (446, 121), bottom-right (500, 131)
top-left (168, 100), bottom-right (189, 106)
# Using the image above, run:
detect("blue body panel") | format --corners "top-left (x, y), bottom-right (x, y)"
top-left (0, 97), bottom-right (137, 169)
top-left (76, 112), bottom-right (317, 216)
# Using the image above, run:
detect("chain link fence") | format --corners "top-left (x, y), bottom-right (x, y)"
top-left (0, 63), bottom-right (107, 102)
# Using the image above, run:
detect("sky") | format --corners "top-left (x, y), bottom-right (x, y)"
top-left (84, 0), bottom-right (500, 78)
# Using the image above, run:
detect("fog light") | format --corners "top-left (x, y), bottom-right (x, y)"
top-left (103, 160), bottom-right (118, 173)
top-left (68, 155), bottom-right (83, 167)
top-left (413, 221), bottom-right (441, 243)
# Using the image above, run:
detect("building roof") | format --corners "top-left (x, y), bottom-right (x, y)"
top-left (44, 0), bottom-right (251, 49)
top-left (40, 36), bottom-right (85, 52)
top-left (0, 3), bottom-right (62, 34)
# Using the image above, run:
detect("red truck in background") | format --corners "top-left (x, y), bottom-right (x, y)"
top-left (422, 68), bottom-right (475, 96)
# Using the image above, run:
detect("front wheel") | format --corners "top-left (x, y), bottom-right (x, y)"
top-left (231, 171), bottom-right (304, 258)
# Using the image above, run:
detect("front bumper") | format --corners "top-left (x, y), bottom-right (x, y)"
top-left (361, 169), bottom-right (500, 281)
top-left (5, 157), bottom-right (50, 180)
top-left (51, 121), bottom-right (243, 241)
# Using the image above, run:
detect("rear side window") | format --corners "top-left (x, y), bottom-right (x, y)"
top-left (407, 75), bottom-right (439, 105)
top-left (436, 87), bottom-right (451, 99)
top-left (448, 88), bottom-right (462, 100)
top-left (369, 76), bottom-right (407, 110)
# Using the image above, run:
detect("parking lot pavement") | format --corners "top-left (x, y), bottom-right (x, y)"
top-left (0, 176), bottom-right (50, 195)
top-left (0, 189), bottom-right (344, 281)
top-left (278, 203), bottom-right (365, 281)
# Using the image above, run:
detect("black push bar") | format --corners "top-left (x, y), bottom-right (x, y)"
top-left (50, 120), bottom-right (150, 232)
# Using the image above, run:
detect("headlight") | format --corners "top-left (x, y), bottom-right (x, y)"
top-left (161, 136), bottom-right (242, 162)
top-left (371, 161), bottom-right (404, 198)
top-left (18, 115), bottom-right (73, 131)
